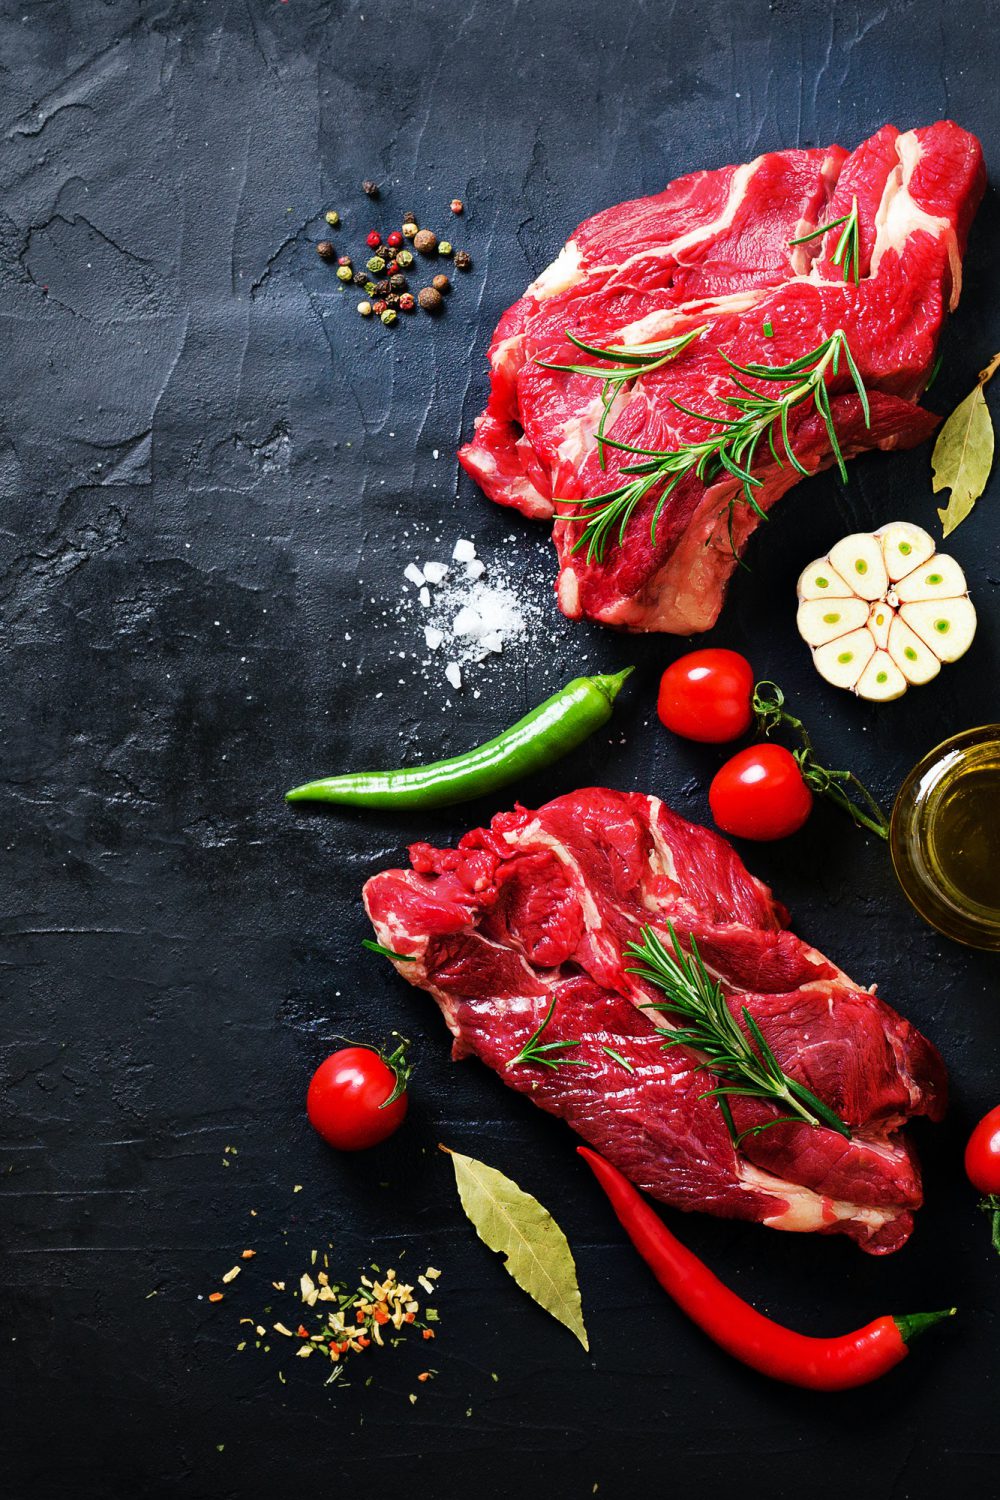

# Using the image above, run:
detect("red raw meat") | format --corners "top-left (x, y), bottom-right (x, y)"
top-left (459, 122), bottom-right (985, 632)
top-left (364, 789), bottom-right (946, 1253)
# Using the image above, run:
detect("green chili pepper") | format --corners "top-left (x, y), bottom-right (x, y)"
top-left (285, 667), bottom-right (633, 809)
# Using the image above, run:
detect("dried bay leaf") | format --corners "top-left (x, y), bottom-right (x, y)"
top-left (442, 1146), bottom-right (589, 1350)
top-left (932, 352), bottom-right (1000, 537)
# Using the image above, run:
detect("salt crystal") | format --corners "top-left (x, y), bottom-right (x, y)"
top-left (465, 559), bottom-right (486, 579)
top-left (418, 586), bottom-right (431, 607)
top-left (452, 605), bottom-right (484, 638)
top-left (482, 632), bottom-right (504, 654)
top-left (404, 563), bottom-right (425, 587)
top-left (423, 561), bottom-right (448, 584)
top-left (445, 662), bottom-right (462, 690)
top-left (424, 626), bottom-right (444, 650)
top-left (452, 539), bottom-right (476, 563)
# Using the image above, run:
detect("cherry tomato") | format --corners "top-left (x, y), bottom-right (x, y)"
top-left (657, 649), bottom-right (755, 743)
top-left (709, 743), bottom-right (813, 841)
top-left (306, 1041), bottom-right (409, 1151)
top-left (965, 1105), bottom-right (1000, 1195)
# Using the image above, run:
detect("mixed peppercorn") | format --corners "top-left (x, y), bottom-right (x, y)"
top-left (315, 188), bottom-right (472, 326)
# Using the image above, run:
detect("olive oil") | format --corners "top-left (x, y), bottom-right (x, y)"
top-left (891, 727), bottom-right (1000, 949)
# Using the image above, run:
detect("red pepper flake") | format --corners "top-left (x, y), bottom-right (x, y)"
top-left (422, 1328), bottom-right (435, 1340)
top-left (241, 1249), bottom-right (256, 1260)
top-left (208, 1292), bottom-right (224, 1303)
top-left (373, 1307), bottom-right (389, 1325)
top-left (404, 1311), bottom-right (416, 1324)
top-left (297, 1324), bottom-right (310, 1338)
top-left (417, 1371), bottom-right (431, 1382)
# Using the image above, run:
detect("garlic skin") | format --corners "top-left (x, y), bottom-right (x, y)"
top-left (797, 523), bottom-right (975, 700)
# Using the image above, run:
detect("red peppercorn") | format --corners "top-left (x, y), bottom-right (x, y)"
top-left (372, 299), bottom-right (387, 315)
top-left (386, 231), bottom-right (403, 249)
top-left (399, 293), bottom-right (416, 312)
top-left (337, 255), bottom-right (352, 267)
top-left (366, 230), bottom-right (382, 249)
top-left (386, 261), bottom-right (400, 276)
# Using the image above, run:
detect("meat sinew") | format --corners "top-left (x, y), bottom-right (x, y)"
top-left (364, 789), bottom-right (946, 1253)
top-left (459, 122), bottom-right (985, 632)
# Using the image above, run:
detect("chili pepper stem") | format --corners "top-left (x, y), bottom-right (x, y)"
top-left (893, 1308), bottom-right (956, 1344)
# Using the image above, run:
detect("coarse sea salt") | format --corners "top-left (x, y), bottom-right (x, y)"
top-left (397, 534), bottom-right (545, 688)
top-left (403, 563), bottom-right (425, 587)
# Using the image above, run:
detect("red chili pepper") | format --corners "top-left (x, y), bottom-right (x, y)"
top-left (578, 1147), bottom-right (954, 1391)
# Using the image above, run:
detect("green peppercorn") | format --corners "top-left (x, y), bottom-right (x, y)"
top-left (364, 281), bottom-right (377, 295)
top-left (438, 241), bottom-right (453, 257)
top-left (357, 300), bottom-right (373, 317)
top-left (396, 249), bottom-right (414, 268)
top-left (366, 256), bottom-right (386, 274)
top-left (380, 308), bottom-right (397, 326)
top-left (336, 265), bottom-right (353, 282)
top-left (324, 210), bottom-right (340, 227)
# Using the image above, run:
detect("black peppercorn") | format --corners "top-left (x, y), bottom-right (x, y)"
top-left (362, 179), bottom-right (379, 197)
top-left (353, 269), bottom-right (368, 286)
top-left (375, 279), bottom-right (391, 297)
top-left (386, 294), bottom-right (401, 310)
top-left (454, 249), bottom-right (472, 271)
top-left (316, 241), bottom-right (336, 262)
top-left (389, 273), bottom-right (407, 292)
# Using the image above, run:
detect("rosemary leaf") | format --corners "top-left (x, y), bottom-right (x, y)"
top-left (626, 922), bottom-right (850, 1142)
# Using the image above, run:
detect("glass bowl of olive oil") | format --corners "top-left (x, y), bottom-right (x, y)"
top-left (891, 725), bottom-right (1000, 949)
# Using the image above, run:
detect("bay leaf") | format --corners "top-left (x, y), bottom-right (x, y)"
top-left (931, 351), bottom-right (1000, 538)
top-left (443, 1146), bottom-right (589, 1350)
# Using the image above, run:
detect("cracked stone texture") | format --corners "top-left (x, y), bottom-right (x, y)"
top-left (1, 3), bottom-right (999, 1498)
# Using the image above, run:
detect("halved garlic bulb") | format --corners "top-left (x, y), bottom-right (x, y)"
top-left (797, 523), bottom-right (975, 700)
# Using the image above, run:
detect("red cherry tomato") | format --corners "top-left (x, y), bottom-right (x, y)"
top-left (657, 649), bottom-right (755, 744)
top-left (965, 1105), bottom-right (1000, 1195)
top-left (709, 744), bottom-right (813, 841)
top-left (306, 1043), bottom-right (409, 1151)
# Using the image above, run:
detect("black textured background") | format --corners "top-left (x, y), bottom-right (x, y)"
top-left (2, 3), bottom-right (999, 1497)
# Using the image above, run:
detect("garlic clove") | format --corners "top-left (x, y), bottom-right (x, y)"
top-left (796, 559), bottom-right (854, 601)
top-left (899, 597), bottom-right (978, 663)
top-left (796, 596), bottom-right (870, 646)
top-left (856, 649), bottom-right (908, 702)
top-left (878, 521), bottom-right (936, 582)
top-left (893, 553), bottom-right (969, 603)
top-left (813, 628), bottom-right (876, 690)
top-left (887, 614), bottom-right (941, 685)
top-left (867, 600), bottom-right (893, 649)
top-left (828, 533), bottom-right (889, 601)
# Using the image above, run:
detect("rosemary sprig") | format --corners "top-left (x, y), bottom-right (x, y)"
top-left (600, 1045), bottom-right (636, 1074)
top-left (549, 328), bottom-right (869, 563)
top-left (508, 996), bottom-right (586, 1071)
top-left (789, 195), bottom-right (861, 285)
top-left (625, 923), bottom-right (851, 1145)
top-left (538, 325), bottom-right (706, 467)
top-left (752, 681), bottom-right (889, 839)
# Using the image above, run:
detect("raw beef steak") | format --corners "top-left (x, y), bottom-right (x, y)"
top-left (364, 789), bottom-right (946, 1253)
top-left (459, 122), bottom-right (984, 632)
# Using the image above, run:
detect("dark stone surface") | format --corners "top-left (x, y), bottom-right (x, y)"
top-left (2, 3), bottom-right (998, 1496)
